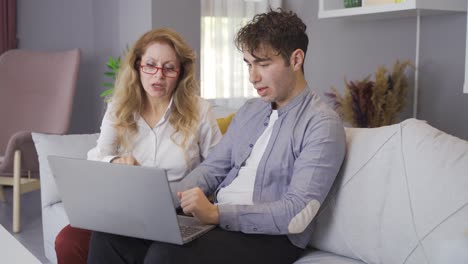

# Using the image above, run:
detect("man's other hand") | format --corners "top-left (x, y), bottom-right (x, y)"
top-left (178, 187), bottom-right (219, 225)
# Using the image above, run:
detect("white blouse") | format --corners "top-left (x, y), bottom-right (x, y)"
top-left (87, 98), bottom-right (222, 182)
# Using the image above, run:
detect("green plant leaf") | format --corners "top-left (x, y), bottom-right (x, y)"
top-left (100, 88), bottom-right (114, 97)
top-left (101, 54), bottom-right (124, 101)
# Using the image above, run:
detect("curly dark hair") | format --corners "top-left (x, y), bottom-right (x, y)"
top-left (235, 8), bottom-right (308, 67)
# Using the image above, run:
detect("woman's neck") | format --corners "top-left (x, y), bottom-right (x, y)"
top-left (145, 96), bottom-right (170, 115)
top-left (141, 96), bottom-right (172, 128)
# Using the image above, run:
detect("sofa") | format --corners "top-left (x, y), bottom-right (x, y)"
top-left (32, 117), bottom-right (468, 264)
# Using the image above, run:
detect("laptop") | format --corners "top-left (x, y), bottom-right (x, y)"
top-left (47, 155), bottom-right (215, 245)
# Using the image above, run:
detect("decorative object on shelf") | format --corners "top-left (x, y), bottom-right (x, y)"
top-left (325, 60), bottom-right (413, 128)
top-left (100, 56), bottom-right (121, 101)
top-left (344, 0), bottom-right (362, 8)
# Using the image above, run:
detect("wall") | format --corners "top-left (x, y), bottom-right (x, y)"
top-left (17, 0), bottom-right (468, 139)
top-left (17, 0), bottom-right (120, 133)
top-left (118, 0), bottom-right (152, 51)
top-left (151, 0), bottom-right (201, 78)
top-left (17, 0), bottom-right (200, 134)
top-left (419, 14), bottom-right (468, 140)
top-left (285, 0), bottom-right (468, 139)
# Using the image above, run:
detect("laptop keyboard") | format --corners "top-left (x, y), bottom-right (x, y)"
top-left (180, 225), bottom-right (204, 237)
top-left (177, 215), bottom-right (211, 239)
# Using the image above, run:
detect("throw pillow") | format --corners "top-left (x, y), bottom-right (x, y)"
top-left (216, 113), bottom-right (235, 135)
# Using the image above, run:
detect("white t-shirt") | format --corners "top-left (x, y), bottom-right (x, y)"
top-left (87, 98), bottom-right (222, 182)
top-left (217, 110), bottom-right (279, 205)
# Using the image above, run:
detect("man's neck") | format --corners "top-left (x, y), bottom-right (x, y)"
top-left (273, 77), bottom-right (307, 109)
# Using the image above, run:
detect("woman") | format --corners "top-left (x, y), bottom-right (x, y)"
top-left (54, 28), bottom-right (222, 264)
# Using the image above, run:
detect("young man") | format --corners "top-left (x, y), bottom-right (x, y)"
top-left (88, 9), bottom-right (346, 264)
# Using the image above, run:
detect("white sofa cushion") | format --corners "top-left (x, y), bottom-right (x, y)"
top-left (32, 133), bottom-right (99, 208)
top-left (32, 133), bottom-right (99, 264)
top-left (206, 98), bottom-right (247, 118)
top-left (309, 119), bottom-right (468, 263)
top-left (401, 119), bottom-right (468, 263)
top-left (42, 203), bottom-right (69, 263)
top-left (294, 250), bottom-right (365, 264)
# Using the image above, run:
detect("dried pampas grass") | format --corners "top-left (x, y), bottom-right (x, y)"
top-left (325, 60), bottom-right (413, 128)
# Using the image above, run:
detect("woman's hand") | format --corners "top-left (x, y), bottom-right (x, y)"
top-left (111, 155), bottom-right (140, 166)
top-left (178, 187), bottom-right (219, 225)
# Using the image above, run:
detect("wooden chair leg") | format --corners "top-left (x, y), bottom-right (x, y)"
top-left (13, 150), bottom-right (21, 233)
top-left (0, 186), bottom-right (5, 202)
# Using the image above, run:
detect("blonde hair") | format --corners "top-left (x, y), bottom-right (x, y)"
top-left (110, 28), bottom-right (200, 154)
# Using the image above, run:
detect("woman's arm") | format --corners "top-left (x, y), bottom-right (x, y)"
top-left (87, 103), bottom-right (119, 162)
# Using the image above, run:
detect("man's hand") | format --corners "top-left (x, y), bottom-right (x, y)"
top-left (111, 155), bottom-right (140, 166)
top-left (178, 187), bottom-right (219, 225)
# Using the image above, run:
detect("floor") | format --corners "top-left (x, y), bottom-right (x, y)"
top-left (0, 186), bottom-right (50, 263)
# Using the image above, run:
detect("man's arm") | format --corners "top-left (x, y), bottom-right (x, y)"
top-left (170, 112), bottom-right (240, 207)
top-left (216, 116), bottom-right (346, 235)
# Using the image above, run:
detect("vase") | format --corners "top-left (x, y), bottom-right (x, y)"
top-left (344, 0), bottom-right (362, 8)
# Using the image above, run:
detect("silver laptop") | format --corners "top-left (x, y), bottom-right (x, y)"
top-left (47, 155), bottom-right (215, 245)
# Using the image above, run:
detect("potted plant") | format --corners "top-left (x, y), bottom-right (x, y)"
top-left (100, 56), bottom-right (121, 100)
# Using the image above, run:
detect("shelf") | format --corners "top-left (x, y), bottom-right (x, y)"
top-left (318, 0), bottom-right (467, 20)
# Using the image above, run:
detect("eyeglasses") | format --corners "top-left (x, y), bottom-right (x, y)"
top-left (140, 64), bottom-right (180, 78)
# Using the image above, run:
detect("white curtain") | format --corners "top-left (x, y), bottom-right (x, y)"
top-left (201, 0), bottom-right (282, 99)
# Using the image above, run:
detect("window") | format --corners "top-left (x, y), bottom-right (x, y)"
top-left (200, 0), bottom-right (281, 99)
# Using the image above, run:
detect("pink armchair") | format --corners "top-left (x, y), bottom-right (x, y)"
top-left (0, 49), bottom-right (80, 233)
